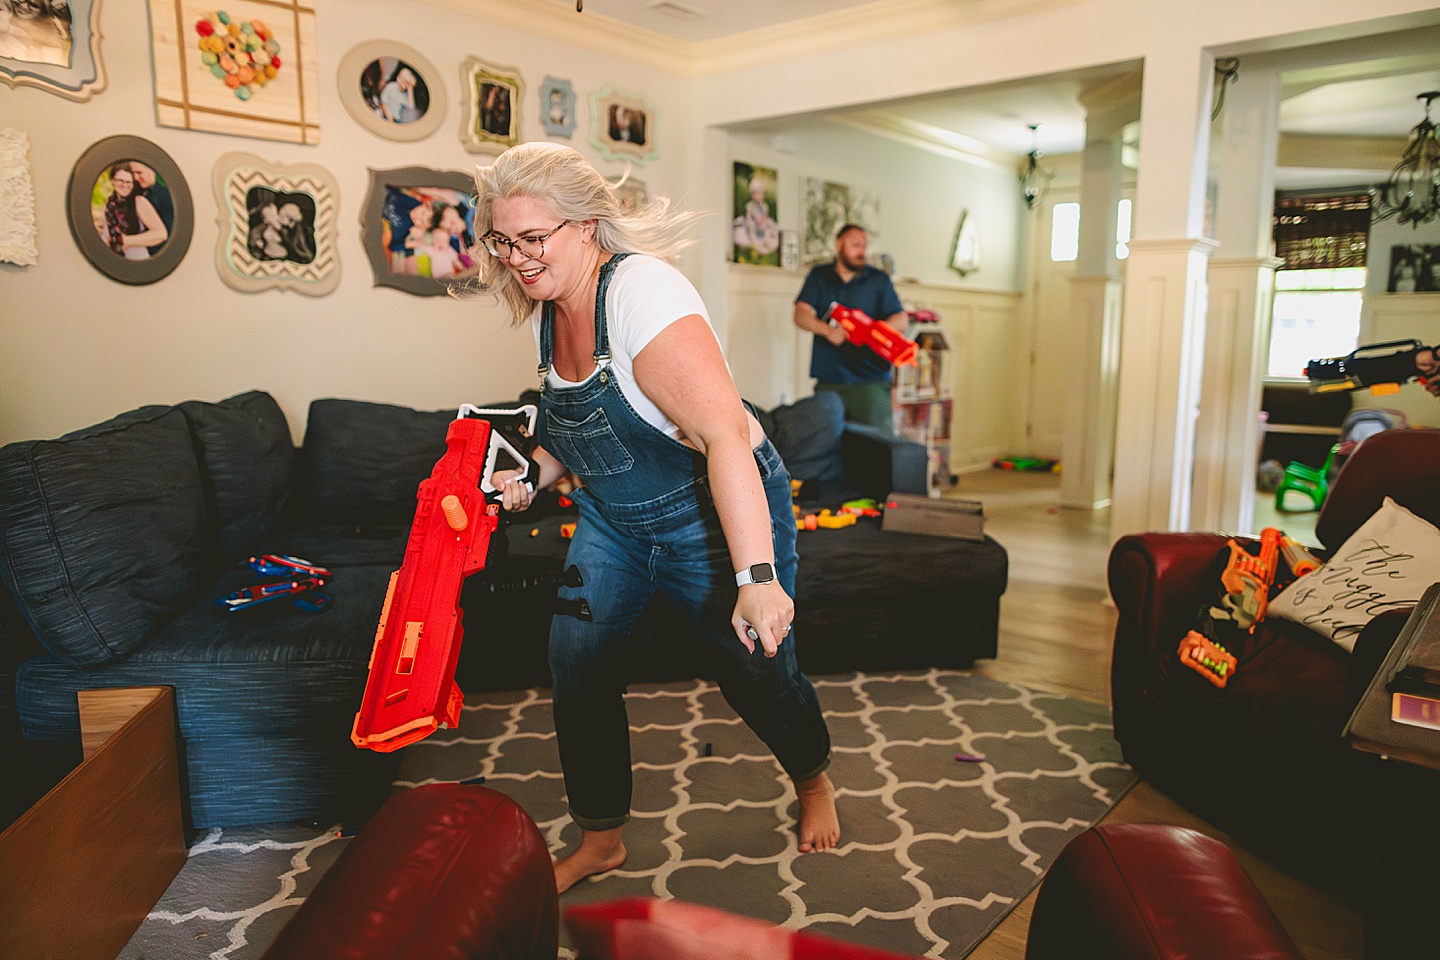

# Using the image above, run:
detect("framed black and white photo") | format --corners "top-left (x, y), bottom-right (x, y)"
top-left (212, 152), bottom-right (339, 296)
top-left (360, 166), bottom-right (481, 297)
top-left (337, 40), bottom-right (445, 142)
top-left (590, 85), bottom-right (656, 164)
top-left (0, 0), bottom-right (106, 101)
top-left (460, 56), bottom-right (521, 153)
top-left (538, 75), bottom-right (575, 139)
top-left (67, 135), bottom-right (192, 285)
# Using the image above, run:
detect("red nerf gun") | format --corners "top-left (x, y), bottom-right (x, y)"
top-left (351, 404), bottom-right (537, 753)
top-left (822, 302), bottom-right (918, 367)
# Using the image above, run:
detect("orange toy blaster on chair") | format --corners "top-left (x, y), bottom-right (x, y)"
top-left (822, 302), bottom-right (918, 367)
top-left (351, 404), bottom-right (537, 753)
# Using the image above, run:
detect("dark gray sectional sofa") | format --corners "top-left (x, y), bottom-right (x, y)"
top-left (0, 389), bottom-right (1006, 830)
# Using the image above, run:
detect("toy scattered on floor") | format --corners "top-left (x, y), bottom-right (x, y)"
top-left (560, 522), bottom-right (576, 539)
top-left (822, 302), bottom-right (919, 366)
top-left (352, 405), bottom-right (538, 753)
top-left (216, 554), bottom-right (332, 613)
top-left (840, 498), bottom-right (881, 518)
top-left (1178, 631), bottom-right (1237, 688)
top-left (993, 456), bottom-right (1060, 472)
top-left (796, 508), bottom-right (858, 531)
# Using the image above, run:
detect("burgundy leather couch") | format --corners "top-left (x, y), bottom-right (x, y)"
top-left (1108, 429), bottom-right (1440, 954)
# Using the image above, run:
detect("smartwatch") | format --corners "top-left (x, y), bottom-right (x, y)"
top-left (735, 562), bottom-right (776, 587)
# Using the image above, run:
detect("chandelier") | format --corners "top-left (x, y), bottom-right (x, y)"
top-left (1371, 91), bottom-right (1440, 227)
top-left (1018, 124), bottom-right (1052, 209)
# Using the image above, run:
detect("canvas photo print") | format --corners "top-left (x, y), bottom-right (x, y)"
top-left (732, 160), bottom-right (780, 266)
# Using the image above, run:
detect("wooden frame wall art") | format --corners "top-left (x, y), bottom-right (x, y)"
top-left (360, 166), bottom-right (481, 298)
top-left (66, 135), bottom-right (193, 285)
top-left (538, 75), bottom-right (575, 139)
top-left (590, 85), bottom-right (656, 164)
top-left (337, 40), bottom-right (445, 143)
top-left (459, 56), bottom-right (521, 154)
top-left (147, 0), bottom-right (320, 145)
top-left (0, 0), bottom-right (106, 100)
top-left (212, 152), bottom-right (339, 296)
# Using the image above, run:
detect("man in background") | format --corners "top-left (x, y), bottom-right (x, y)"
top-left (793, 224), bottom-right (907, 430)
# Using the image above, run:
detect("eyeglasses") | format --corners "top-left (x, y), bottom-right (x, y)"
top-left (482, 221), bottom-right (571, 260)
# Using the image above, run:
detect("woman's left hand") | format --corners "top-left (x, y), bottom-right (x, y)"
top-left (733, 581), bottom-right (795, 657)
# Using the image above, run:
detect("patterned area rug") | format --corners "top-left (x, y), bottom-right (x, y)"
top-left (121, 670), bottom-right (1136, 959)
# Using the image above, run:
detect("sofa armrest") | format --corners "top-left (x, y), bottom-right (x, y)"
top-left (840, 424), bottom-right (928, 499)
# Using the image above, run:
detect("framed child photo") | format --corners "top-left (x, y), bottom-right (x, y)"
top-left (590, 85), bottom-right (656, 164)
top-left (459, 56), bottom-right (521, 153)
top-left (0, 0), bottom-right (106, 100)
top-left (66, 135), bottom-right (193, 285)
top-left (360, 166), bottom-right (481, 298)
top-left (212, 152), bottom-right (340, 296)
top-left (539, 75), bottom-right (576, 139)
top-left (338, 40), bottom-right (445, 143)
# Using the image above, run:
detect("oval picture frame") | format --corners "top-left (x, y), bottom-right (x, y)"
top-left (66, 135), bottom-right (193, 285)
top-left (337, 41), bottom-right (446, 143)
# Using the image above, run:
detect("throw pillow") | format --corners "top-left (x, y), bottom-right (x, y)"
top-left (767, 392), bottom-right (846, 484)
top-left (1270, 497), bottom-right (1440, 652)
top-left (565, 897), bottom-right (921, 960)
top-left (0, 406), bottom-right (209, 667)
top-left (179, 390), bottom-right (295, 562)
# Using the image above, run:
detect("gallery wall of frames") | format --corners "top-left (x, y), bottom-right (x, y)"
top-left (0, 0), bottom-right (686, 446)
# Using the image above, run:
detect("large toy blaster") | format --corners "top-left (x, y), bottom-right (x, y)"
top-left (1305, 339), bottom-right (1439, 396)
top-left (351, 404), bottom-right (537, 753)
top-left (1213, 527), bottom-right (1282, 632)
top-left (823, 302), bottom-right (918, 367)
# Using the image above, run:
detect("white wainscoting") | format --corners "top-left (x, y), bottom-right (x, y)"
top-left (723, 265), bottom-right (1026, 473)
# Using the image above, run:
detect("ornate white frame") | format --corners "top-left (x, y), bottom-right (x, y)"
top-left (337, 40), bottom-right (445, 143)
top-left (212, 152), bottom-right (340, 296)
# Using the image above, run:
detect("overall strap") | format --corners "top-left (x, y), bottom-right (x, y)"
top-left (592, 253), bottom-right (631, 368)
top-left (538, 300), bottom-right (556, 384)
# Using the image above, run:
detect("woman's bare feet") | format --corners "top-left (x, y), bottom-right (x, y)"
top-left (796, 772), bottom-right (840, 853)
top-left (553, 825), bottom-right (627, 894)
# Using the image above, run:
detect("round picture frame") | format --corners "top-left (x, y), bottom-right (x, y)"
top-left (66, 135), bottom-right (193, 285)
top-left (337, 40), bottom-right (446, 143)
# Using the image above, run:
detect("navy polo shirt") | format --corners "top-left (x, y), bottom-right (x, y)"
top-left (796, 262), bottom-right (905, 384)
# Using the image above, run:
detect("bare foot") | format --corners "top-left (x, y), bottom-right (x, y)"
top-left (796, 772), bottom-right (840, 853)
top-left (553, 825), bottom-right (627, 894)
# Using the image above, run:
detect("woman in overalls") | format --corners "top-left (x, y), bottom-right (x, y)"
top-left (475, 143), bottom-right (839, 894)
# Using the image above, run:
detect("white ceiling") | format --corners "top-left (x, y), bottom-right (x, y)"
top-left (568, 0), bottom-right (1440, 184)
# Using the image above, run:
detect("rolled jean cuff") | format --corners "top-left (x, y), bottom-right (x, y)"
top-left (791, 754), bottom-right (832, 783)
top-left (570, 808), bottom-right (630, 832)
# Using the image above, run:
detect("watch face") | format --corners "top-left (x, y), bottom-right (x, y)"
top-left (750, 563), bottom-right (775, 583)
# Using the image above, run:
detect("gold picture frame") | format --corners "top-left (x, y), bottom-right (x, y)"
top-left (459, 55), bottom-right (522, 154)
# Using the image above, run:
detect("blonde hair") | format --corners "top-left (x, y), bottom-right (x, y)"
top-left (469, 142), bottom-right (702, 325)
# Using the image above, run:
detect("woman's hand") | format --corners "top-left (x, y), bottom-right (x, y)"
top-left (733, 581), bottom-right (794, 657)
top-left (491, 468), bottom-right (535, 513)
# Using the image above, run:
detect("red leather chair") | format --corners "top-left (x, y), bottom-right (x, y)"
top-left (1107, 429), bottom-right (1440, 951)
top-left (260, 783), bottom-right (558, 960)
top-left (1025, 824), bottom-right (1303, 960)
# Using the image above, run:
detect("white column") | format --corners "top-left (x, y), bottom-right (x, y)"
top-left (1110, 46), bottom-right (1217, 539)
top-left (1191, 68), bottom-right (1283, 535)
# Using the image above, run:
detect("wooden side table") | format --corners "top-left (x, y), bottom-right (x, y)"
top-left (0, 686), bottom-right (186, 960)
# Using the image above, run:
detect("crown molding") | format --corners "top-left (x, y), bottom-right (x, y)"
top-left (831, 111), bottom-right (1013, 170)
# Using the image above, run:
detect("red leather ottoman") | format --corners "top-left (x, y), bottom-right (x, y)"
top-left (1025, 824), bottom-right (1303, 960)
top-left (260, 783), bottom-right (558, 960)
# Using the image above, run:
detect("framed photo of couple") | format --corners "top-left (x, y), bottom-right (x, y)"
top-left (360, 166), bottom-right (482, 298)
top-left (590, 85), bottom-right (656, 164)
top-left (460, 56), bottom-right (522, 153)
top-left (337, 40), bottom-right (446, 143)
top-left (66, 135), bottom-right (193, 285)
top-left (211, 152), bottom-right (340, 296)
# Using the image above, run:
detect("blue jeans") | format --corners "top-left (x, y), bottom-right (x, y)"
top-left (549, 443), bottom-right (831, 830)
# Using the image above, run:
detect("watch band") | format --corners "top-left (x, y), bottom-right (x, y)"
top-left (735, 562), bottom-right (776, 587)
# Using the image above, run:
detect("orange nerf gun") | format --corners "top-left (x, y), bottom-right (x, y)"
top-left (351, 404), bottom-right (537, 753)
top-left (822, 302), bottom-right (918, 367)
top-left (1215, 527), bottom-right (1282, 632)
top-left (1178, 631), bottom-right (1238, 688)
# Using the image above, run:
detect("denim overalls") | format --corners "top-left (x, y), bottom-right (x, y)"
top-left (538, 254), bottom-right (831, 831)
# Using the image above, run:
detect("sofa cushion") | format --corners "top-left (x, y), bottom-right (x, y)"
top-left (300, 399), bottom-right (457, 524)
top-left (767, 393), bottom-right (845, 484)
top-left (0, 406), bottom-right (208, 668)
top-left (180, 390), bottom-right (295, 562)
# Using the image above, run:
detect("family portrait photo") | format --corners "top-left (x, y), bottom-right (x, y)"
top-left (732, 160), bottom-right (780, 266)
top-left (1388, 243), bottom-right (1440, 293)
top-left (379, 183), bottom-right (478, 281)
top-left (359, 56), bottom-right (431, 126)
top-left (245, 185), bottom-right (317, 264)
top-left (89, 159), bottom-right (174, 262)
top-left (0, 0), bottom-right (71, 66)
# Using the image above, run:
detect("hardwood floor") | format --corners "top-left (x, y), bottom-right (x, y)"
top-left (946, 469), bottom-right (1363, 960)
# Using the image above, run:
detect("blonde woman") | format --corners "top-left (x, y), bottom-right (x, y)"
top-left (476, 143), bottom-right (839, 894)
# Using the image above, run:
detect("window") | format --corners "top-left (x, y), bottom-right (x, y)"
top-left (1049, 199), bottom-right (1132, 262)
top-left (1266, 190), bottom-right (1370, 378)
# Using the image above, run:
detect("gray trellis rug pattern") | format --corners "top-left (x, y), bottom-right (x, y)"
top-left (120, 670), bottom-right (1136, 960)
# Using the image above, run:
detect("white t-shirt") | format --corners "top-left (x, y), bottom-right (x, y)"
top-left (530, 255), bottom-right (719, 442)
